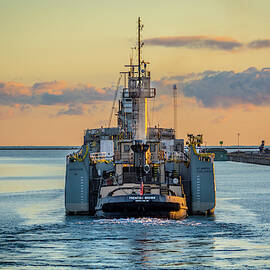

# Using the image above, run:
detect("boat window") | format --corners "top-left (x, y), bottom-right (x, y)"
top-left (124, 145), bottom-right (130, 152)
top-left (150, 144), bottom-right (156, 152)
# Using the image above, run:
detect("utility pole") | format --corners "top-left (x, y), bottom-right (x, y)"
top-left (173, 84), bottom-right (177, 138)
top-left (237, 132), bottom-right (240, 152)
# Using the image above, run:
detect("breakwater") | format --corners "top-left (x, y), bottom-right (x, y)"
top-left (0, 146), bottom-right (79, 150)
top-left (228, 151), bottom-right (270, 166)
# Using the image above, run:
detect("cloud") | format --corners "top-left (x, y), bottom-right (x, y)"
top-left (0, 82), bottom-right (31, 96)
top-left (32, 80), bottom-right (67, 94)
top-left (212, 115), bottom-right (229, 124)
top-left (145, 36), bottom-right (270, 52)
top-left (0, 106), bottom-right (14, 119)
top-left (145, 36), bottom-right (243, 51)
top-left (57, 104), bottom-right (84, 116)
top-left (247, 39), bottom-right (270, 49)
top-left (0, 80), bottom-right (116, 118)
top-left (183, 67), bottom-right (270, 108)
top-left (153, 67), bottom-right (270, 108)
top-left (2, 66), bottom-right (270, 120)
top-left (19, 104), bottom-right (32, 112)
top-left (152, 70), bottom-right (218, 96)
top-left (0, 80), bottom-right (114, 107)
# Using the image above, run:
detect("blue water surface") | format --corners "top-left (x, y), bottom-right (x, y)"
top-left (0, 150), bottom-right (269, 269)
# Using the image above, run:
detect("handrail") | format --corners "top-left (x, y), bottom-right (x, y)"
top-left (73, 144), bottom-right (89, 162)
top-left (191, 144), bottom-right (215, 159)
top-left (90, 152), bottom-right (113, 163)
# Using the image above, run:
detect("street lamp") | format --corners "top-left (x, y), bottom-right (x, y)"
top-left (237, 132), bottom-right (240, 152)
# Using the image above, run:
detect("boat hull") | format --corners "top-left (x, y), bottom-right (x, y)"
top-left (95, 194), bottom-right (187, 220)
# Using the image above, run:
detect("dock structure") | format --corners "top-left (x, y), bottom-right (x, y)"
top-left (228, 151), bottom-right (270, 166)
top-left (0, 146), bottom-right (79, 150)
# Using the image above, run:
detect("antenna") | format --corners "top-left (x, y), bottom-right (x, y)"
top-left (138, 17), bottom-right (143, 85)
top-left (173, 84), bottom-right (177, 138)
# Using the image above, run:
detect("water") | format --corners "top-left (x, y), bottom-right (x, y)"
top-left (0, 150), bottom-right (270, 269)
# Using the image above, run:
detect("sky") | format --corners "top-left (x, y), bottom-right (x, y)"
top-left (1, 0), bottom-right (270, 146)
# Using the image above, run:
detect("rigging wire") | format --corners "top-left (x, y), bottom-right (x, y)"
top-left (108, 75), bottom-right (122, 128)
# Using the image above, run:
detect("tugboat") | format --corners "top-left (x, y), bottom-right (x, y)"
top-left (65, 18), bottom-right (216, 219)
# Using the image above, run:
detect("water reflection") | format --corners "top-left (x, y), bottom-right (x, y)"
top-left (62, 217), bottom-right (217, 268)
top-left (0, 153), bottom-right (65, 193)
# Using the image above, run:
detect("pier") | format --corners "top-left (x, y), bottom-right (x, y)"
top-left (0, 146), bottom-right (79, 150)
top-left (228, 151), bottom-right (270, 166)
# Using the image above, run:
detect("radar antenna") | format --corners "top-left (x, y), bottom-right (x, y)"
top-left (138, 17), bottom-right (144, 86)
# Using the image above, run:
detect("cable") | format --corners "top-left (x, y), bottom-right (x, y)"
top-left (108, 75), bottom-right (122, 128)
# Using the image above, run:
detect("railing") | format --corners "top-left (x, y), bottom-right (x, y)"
top-left (90, 152), bottom-right (113, 163)
top-left (122, 87), bottom-right (156, 98)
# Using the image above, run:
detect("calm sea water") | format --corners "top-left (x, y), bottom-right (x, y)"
top-left (0, 149), bottom-right (270, 269)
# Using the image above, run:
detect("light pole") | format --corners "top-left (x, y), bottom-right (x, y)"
top-left (237, 132), bottom-right (240, 152)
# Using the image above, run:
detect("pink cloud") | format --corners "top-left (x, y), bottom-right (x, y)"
top-left (0, 80), bottom-right (114, 109)
top-left (32, 80), bottom-right (67, 94)
top-left (0, 81), bottom-right (31, 96)
top-left (145, 36), bottom-right (243, 51)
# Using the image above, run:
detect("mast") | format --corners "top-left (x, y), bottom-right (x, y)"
top-left (138, 17), bottom-right (141, 82)
top-left (117, 17), bottom-right (156, 140)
